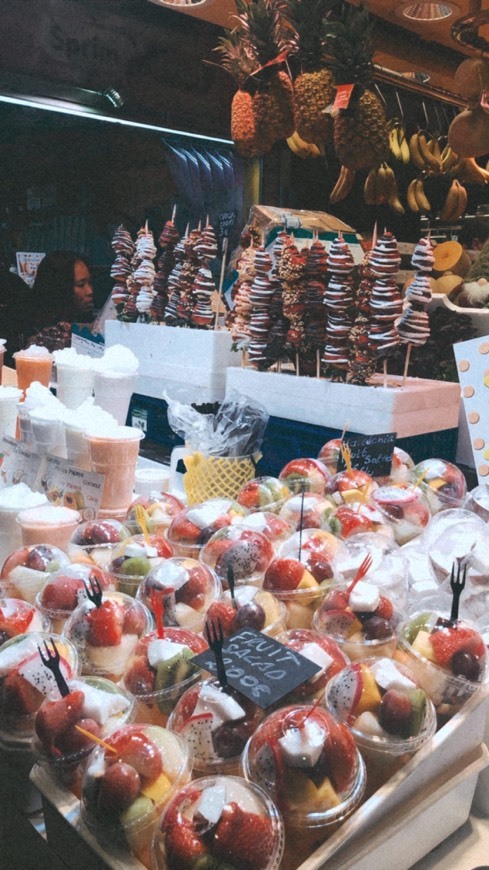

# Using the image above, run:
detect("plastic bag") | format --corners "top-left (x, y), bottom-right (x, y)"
top-left (165, 388), bottom-right (268, 457)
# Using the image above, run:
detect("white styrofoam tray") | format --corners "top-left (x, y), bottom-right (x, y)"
top-left (225, 369), bottom-right (461, 438)
top-left (105, 321), bottom-right (241, 402)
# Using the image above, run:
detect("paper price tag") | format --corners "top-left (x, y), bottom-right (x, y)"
top-left (193, 628), bottom-right (321, 708)
top-left (0, 436), bottom-right (43, 489)
top-left (36, 455), bottom-right (105, 520)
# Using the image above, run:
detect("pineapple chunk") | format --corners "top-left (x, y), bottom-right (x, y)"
top-left (341, 488), bottom-right (368, 504)
top-left (140, 772), bottom-right (172, 803)
top-left (355, 665), bottom-right (382, 715)
top-left (411, 629), bottom-right (436, 662)
top-left (298, 569), bottom-right (319, 591)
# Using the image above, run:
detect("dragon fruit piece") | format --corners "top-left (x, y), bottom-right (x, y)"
top-left (327, 664), bottom-right (363, 724)
top-left (252, 742), bottom-right (279, 793)
top-left (217, 540), bottom-right (263, 580)
top-left (319, 608), bottom-right (359, 639)
top-left (17, 651), bottom-right (74, 700)
top-left (180, 713), bottom-right (216, 763)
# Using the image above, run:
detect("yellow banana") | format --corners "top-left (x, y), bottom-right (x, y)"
top-left (440, 180), bottom-right (460, 222)
top-left (399, 128), bottom-right (411, 164)
top-left (364, 167), bottom-right (378, 205)
top-left (406, 178), bottom-right (420, 213)
top-left (456, 157), bottom-right (489, 184)
top-left (428, 136), bottom-right (443, 164)
top-left (330, 165), bottom-right (356, 203)
top-left (414, 178), bottom-right (431, 212)
top-left (409, 133), bottom-right (426, 171)
top-left (375, 163), bottom-right (388, 204)
top-left (417, 132), bottom-right (442, 173)
top-left (388, 123), bottom-right (403, 161)
top-left (384, 166), bottom-right (405, 213)
top-left (440, 143), bottom-right (458, 174)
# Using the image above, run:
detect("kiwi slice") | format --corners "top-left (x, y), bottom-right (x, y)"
top-left (407, 688), bottom-right (426, 737)
top-left (155, 647), bottom-right (196, 692)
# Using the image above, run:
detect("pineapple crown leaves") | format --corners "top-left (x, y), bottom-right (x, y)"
top-left (234, 0), bottom-right (294, 70)
top-left (285, 0), bottom-right (340, 71)
top-left (323, 2), bottom-right (376, 86)
top-left (214, 28), bottom-right (260, 88)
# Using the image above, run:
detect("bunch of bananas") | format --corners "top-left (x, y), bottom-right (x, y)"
top-left (456, 156), bottom-right (489, 184)
top-left (440, 179), bottom-right (468, 222)
top-left (363, 163), bottom-right (404, 213)
top-left (286, 131), bottom-right (323, 159)
top-left (329, 165), bottom-right (356, 203)
top-left (409, 131), bottom-right (442, 174)
top-left (388, 120), bottom-right (410, 164)
top-left (406, 177), bottom-right (431, 213)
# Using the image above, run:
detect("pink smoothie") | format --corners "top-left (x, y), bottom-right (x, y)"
top-left (86, 426), bottom-right (144, 514)
top-left (17, 505), bottom-right (81, 549)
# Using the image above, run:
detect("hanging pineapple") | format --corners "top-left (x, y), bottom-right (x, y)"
top-left (323, 3), bottom-right (389, 171)
top-left (287, 0), bottom-right (336, 144)
top-left (236, 0), bottom-right (295, 147)
top-left (215, 29), bottom-right (271, 157)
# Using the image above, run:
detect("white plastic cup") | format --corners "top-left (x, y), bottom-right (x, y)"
top-left (134, 466), bottom-right (171, 497)
top-left (64, 420), bottom-right (91, 470)
top-left (56, 364), bottom-right (95, 409)
top-left (93, 371), bottom-right (136, 425)
top-left (29, 415), bottom-right (66, 458)
top-left (0, 387), bottom-right (22, 438)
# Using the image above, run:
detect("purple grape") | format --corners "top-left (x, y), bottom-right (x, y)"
top-left (451, 650), bottom-right (481, 681)
top-left (362, 616), bottom-right (392, 641)
top-left (234, 603), bottom-right (266, 631)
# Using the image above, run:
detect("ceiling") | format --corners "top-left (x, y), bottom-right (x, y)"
top-left (151, 0), bottom-right (489, 98)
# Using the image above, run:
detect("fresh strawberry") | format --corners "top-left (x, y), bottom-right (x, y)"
top-left (124, 656), bottom-right (155, 695)
top-left (430, 625), bottom-right (485, 668)
top-left (2, 672), bottom-right (44, 716)
top-left (375, 596), bottom-right (394, 620)
top-left (0, 608), bottom-right (34, 637)
top-left (175, 567), bottom-right (208, 609)
top-left (148, 534), bottom-right (174, 558)
top-left (122, 603), bottom-right (147, 636)
top-left (323, 589), bottom-right (350, 611)
top-left (263, 558), bottom-right (303, 591)
top-left (305, 550), bottom-right (334, 583)
top-left (35, 690), bottom-right (85, 752)
top-left (213, 802), bottom-right (274, 870)
top-left (169, 515), bottom-right (200, 544)
top-left (320, 715), bottom-right (357, 793)
top-left (205, 601), bottom-right (236, 637)
top-left (164, 809), bottom-right (206, 869)
top-left (334, 506), bottom-right (372, 538)
top-left (237, 481), bottom-right (260, 509)
top-left (86, 600), bottom-right (124, 647)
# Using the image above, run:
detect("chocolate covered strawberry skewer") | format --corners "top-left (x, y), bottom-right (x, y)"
top-left (322, 234), bottom-right (356, 381)
top-left (398, 235), bottom-right (434, 386)
top-left (367, 230), bottom-right (402, 387)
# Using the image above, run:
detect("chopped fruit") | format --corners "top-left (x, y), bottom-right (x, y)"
top-left (98, 761), bottom-right (141, 815)
top-left (234, 602), bottom-right (266, 631)
top-left (2, 671), bottom-right (44, 716)
top-left (165, 810), bottom-right (206, 869)
top-left (378, 689), bottom-right (412, 736)
top-left (40, 576), bottom-right (82, 611)
top-left (263, 558), bottom-right (304, 591)
top-left (109, 730), bottom-right (163, 782)
top-left (140, 771), bottom-right (172, 803)
top-left (0, 608), bottom-right (34, 637)
top-left (213, 802), bottom-right (274, 870)
top-left (175, 569), bottom-right (208, 609)
top-left (205, 601), bottom-right (236, 637)
top-left (122, 603), bottom-right (147, 636)
top-left (124, 657), bottom-right (155, 695)
top-left (430, 625), bottom-right (485, 671)
top-left (298, 570), bottom-right (319, 591)
top-left (35, 690), bottom-right (85, 752)
top-left (451, 650), bottom-right (481, 681)
top-left (86, 600), bottom-right (124, 647)
top-left (355, 665), bottom-right (382, 715)
top-left (375, 596), bottom-right (394, 620)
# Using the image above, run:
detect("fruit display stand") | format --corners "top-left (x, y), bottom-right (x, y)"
top-left (105, 321), bottom-right (240, 404)
top-left (226, 368), bottom-right (461, 472)
top-left (23, 686), bottom-right (489, 870)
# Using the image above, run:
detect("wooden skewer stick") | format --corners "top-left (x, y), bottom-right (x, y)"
top-left (214, 236), bottom-right (229, 330)
top-left (171, 204), bottom-right (177, 222)
top-left (402, 343), bottom-right (412, 387)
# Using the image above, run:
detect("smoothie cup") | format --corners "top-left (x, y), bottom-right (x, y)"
top-left (324, 657), bottom-right (437, 796)
top-left (0, 386), bottom-right (22, 438)
top-left (0, 483), bottom-right (48, 567)
top-left (94, 370), bottom-right (137, 425)
top-left (152, 775), bottom-right (285, 870)
top-left (242, 704), bottom-right (366, 870)
top-left (13, 346), bottom-right (53, 395)
top-left (86, 426), bottom-right (144, 515)
top-left (17, 505), bottom-right (81, 550)
top-left (64, 420), bottom-right (92, 469)
top-left (29, 408), bottom-right (66, 457)
top-left (56, 363), bottom-right (95, 409)
top-left (81, 724), bottom-right (191, 868)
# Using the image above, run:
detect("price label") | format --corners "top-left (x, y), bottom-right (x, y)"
top-left (192, 628), bottom-right (321, 708)
top-left (218, 210), bottom-right (237, 239)
top-left (337, 432), bottom-right (397, 477)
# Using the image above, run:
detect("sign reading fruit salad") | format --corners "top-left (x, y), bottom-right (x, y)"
top-left (337, 432), bottom-right (397, 477)
top-left (35, 455), bottom-right (104, 520)
top-left (193, 628), bottom-right (321, 708)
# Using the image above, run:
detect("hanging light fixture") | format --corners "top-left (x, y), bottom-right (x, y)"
top-left (396, 2), bottom-right (459, 21)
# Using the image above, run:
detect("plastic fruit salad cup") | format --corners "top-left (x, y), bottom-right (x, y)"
top-left (68, 519), bottom-right (131, 568)
top-left (108, 534), bottom-right (174, 597)
top-left (395, 610), bottom-right (487, 724)
top-left (137, 557), bottom-right (220, 634)
top-left (1, 544), bottom-right (70, 605)
top-left (152, 774), bottom-right (285, 870)
top-left (36, 563), bottom-right (115, 634)
top-left (324, 657), bottom-right (437, 795)
top-left (121, 627), bottom-right (208, 726)
top-left (81, 724), bottom-right (191, 867)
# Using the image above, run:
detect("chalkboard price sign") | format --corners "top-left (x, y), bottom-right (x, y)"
top-left (337, 432), bottom-right (397, 477)
top-left (218, 210), bottom-right (237, 239)
top-left (192, 628), bottom-right (321, 708)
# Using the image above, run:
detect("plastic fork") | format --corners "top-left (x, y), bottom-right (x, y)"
top-left (205, 618), bottom-right (228, 688)
top-left (38, 638), bottom-right (70, 698)
top-left (449, 559), bottom-right (467, 622)
top-left (84, 572), bottom-right (103, 608)
top-left (346, 553), bottom-right (374, 594)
